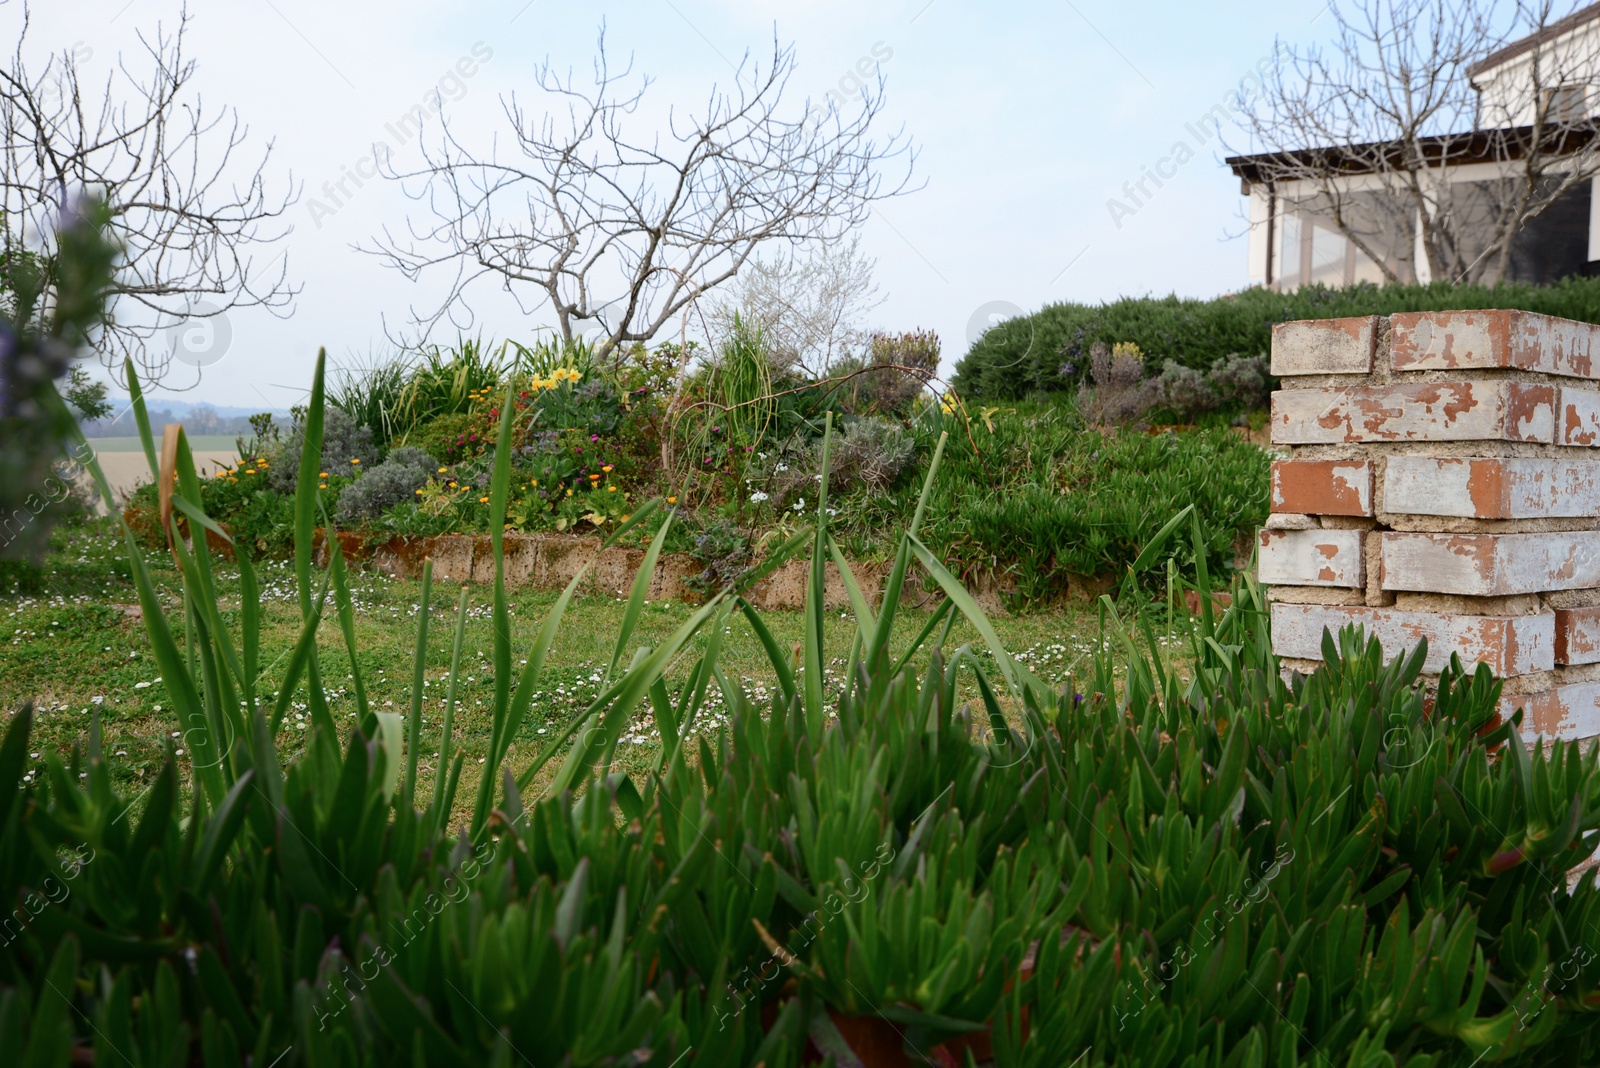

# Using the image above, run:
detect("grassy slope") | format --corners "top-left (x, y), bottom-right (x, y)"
top-left (1, 520), bottom-right (1132, 817)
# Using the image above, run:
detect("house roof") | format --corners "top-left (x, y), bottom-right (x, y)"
top-left (1225, 121), bottom-right (1600, 186)
top-left (1467, 2), bottom-right (1600, 79)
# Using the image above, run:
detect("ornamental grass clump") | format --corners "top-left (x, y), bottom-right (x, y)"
top-left (5, 354), bottom-right (1600, 1065)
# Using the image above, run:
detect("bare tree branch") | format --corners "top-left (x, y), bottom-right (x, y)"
top-left (0, 3), bottom-right (300, 386)
top-left (364, 26), bottom-right (916, 363)
top-left (1227, 0), bottom-right (1600, 286)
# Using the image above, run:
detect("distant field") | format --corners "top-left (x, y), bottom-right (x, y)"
top-left (86, 435), bottom-right (239, 453)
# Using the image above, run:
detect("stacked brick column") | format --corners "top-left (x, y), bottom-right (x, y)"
top-left (1263, 309), bottom-right (1600, 744)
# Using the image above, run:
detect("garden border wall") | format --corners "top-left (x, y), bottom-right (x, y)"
top-left (1264, 309), bottom-right (1600, 745)
top-left (311, 530), bottom-right (1006, 614)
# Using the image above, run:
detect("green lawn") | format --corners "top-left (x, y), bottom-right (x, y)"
top-left (1, 519), bottom-right (1133, 817)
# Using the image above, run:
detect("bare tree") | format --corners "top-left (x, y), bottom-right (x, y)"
top-left (0, 5), bottom-right (299, 385)
top-left (707, 234), bottom-right (882, 375)
top-left (366, 28), bottom-right (915, 362)
top-left (1229, 0), bottom-right (1600, 285)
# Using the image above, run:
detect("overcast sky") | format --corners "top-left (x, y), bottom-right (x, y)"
top-left (22, 0), bottom-right (1333, 408)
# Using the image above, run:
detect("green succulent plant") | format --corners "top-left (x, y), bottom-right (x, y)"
top-left (4, 351), bottom-right (1600, 1067)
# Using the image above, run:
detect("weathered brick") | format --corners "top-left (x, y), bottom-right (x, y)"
top-left (1559, 386), bottom-right (1600, 446)
top-left (1556, 607), bottom-right (1600, 665)
top-left (1383, 456), bottom-right (1600, 518)
top-left (1500, 683), bottom-right (1600, 740)
top-left (1270, 602), bottom-right (1553, 676)
top-left (1271, 382), bottom-right (1556, 445)
top-left (1381, 531), bottom-right (1600, 596)
top-left (1271, 460), bottom-right (1373, 516)
top-left (1391, 309), bottom-right (1600, 378)
top-left (1258, 529), bottom-right (1365, 587)
top-left (1271, 316), bottom-right (1378, 376)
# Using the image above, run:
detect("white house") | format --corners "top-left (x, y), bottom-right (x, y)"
top-left (1230, 3), bottom-right (1600, 289)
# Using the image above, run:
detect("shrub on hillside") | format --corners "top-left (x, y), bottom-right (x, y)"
top-left (836, 329), bottom-right (940, 415)
top-left (954, 276), bottom-right (1600, 399)
top-left (400, 410), bottom-right (489, 465)
top-left (335, 445), bottom-right (438, 525)
top-left (267, 405), bottom-right (377, 493)
top-left (763, 415), bottom-right (915, 509)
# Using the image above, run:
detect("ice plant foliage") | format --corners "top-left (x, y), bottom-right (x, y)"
top-left (3, 358), bottom-right (1600, 1064)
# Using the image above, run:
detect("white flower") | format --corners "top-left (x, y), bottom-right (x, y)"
top-left (793, 498), bottom-right (806, 511)
top-left (775, 463), bottom-right (789, 472)
top-left (749, 491), bottom-right (769, 503)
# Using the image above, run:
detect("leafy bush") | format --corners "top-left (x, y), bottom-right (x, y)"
top-left (401, 410), bottom-right (490, 464)
top-left (0, 198), bottom-right (117, 563)
top-left (16, 363), bottom-right (1600, 1065)
top-left (335, 445), bottom-right (437, 525)
top-left (267, 404), bottom-right (377, 494)
top-left (764, 415), bottom-right (915, 509)
top-left (1077, 342), bottom-right (1276, 429)
top-left (683, 516), bottom-right (751, 596)
top-left (1080, 340), bottom-right (1150, 426)
top-left (955, 276), bottom-right (1600, 399)
top-left (836, 328), bottom-right (940, 415)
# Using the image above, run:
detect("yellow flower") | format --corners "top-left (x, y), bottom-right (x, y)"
top-left (415, 489), bottom-right (425, 495)
top-left (602, 464), bottom-right (613, 472)
top-left (449, 481), bottom-right (459, 488)
top-left (531, 479), bottom-right (538, 487)
top-left (244, 469), bottom-right (257, 475)
top-left (565, 489), bottom-right (572, 496)
top-left (666, 495), bottom-right (677, 505)
top-left (318, 483), bottom-right (328, 489)
top-left (479, 496), bottom-right (489, 503)
top-left (608, 485), bottom-right (617, 493)
top-left (320, 472), bottom-right (329, 478)
top-left (350, 458), bottom-right (361, 465)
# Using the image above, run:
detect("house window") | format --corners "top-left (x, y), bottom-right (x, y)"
top-left (1352, 246), bottom-right (1386, 285)
top-left (1544, 85), bottom-right (1588, 123)
top-left (1310, 225), bottom-right (1348, 286)
top-left (1278, 214), bottom-right (1303, 288)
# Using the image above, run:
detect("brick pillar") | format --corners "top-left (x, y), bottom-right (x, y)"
top-left (1263, 309), bottom-right (1600, 744)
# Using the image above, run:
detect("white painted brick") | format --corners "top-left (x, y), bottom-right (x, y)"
top-left (1258, 529), bottom-right (1365, 587)
top-left (1381, 531), bottom-right (1600, 596)
top-left (1383, 456), bottom-right (1600, 518)
top-left (1391, 309), bottom-right (1600, 378)
top-left (1500, 683), bottom-right (1600, 741)
top-left (1560, 386), bottom-right (1600, 446)
top-left (1272, 382), bottom-right (1556, 445)
top-left (1271, 316), bottom-right (1378, 376)
top-left (1270, 602), bottom-right (1554, 676)
top-left (1556, 607), bottom-right (1600, 665)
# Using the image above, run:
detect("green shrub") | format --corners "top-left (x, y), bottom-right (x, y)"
top-left (836, 328), bottom-right (940, 415)
top-left (827, 404), bottom-right (1270, 603)
top-left (267, 404), bottom-right (377, 494)
top-left (400, 410), bottom-right (489, 464)
top-left (0, 199), bottom-right (117, 563)
top-left (335, 446), bottom-right (437, 525)
top-left (955, 277), bottom-right (1600, 399)
top-left (15, 368), bottom-right (1600, 1066)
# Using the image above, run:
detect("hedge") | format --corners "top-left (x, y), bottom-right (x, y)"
top-left (952, 276), bottom-right (1600, 400)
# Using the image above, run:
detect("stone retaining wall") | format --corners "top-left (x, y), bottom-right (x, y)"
top-left (1263, 309), bottom-right (1600, 744)
top-left (315, 530), bottom-right (996, 614)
